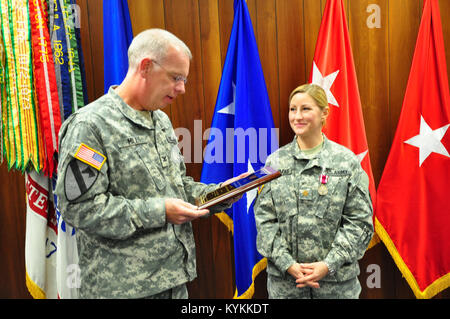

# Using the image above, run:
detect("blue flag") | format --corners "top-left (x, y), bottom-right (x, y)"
top-left (200, 0), bottom-right (278, 298)
top-left (103, 0), bottom-right (133, 93)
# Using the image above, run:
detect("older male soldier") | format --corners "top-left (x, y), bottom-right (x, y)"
top-left (55, 29), bottom-right (237, 299)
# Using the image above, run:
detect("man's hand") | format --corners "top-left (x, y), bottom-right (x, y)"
top-left (165, 198), bottom-right (209, 225)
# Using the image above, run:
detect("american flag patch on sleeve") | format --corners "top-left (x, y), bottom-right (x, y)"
top-left (74, 143), bottom-right (106, 171)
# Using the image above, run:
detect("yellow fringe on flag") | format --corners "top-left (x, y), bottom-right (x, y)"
top-left (375, 217), bottom-right (450, 299)
top-left (25, 269), bottom-right (46, 299)
top-left (234, 258), bottom-right (267, 299)
top-left (215, 212), bottom-right (233, 234)
top-left (367, 232), bottom-right (380, 250)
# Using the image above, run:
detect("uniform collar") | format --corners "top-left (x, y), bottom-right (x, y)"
top-left (108, 86), bottom-right (156, 130)
top-left (290, 134), bottom-right (333, 171)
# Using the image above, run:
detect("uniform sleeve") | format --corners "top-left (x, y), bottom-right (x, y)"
top-left (254, 182), bottom-right (296, 275)
top-left (323, 163), bottom-right (374, 271)
top-left (55, 120), bottom-right (166, 240)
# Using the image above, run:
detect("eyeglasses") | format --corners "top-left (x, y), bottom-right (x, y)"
top-left (152, 60), bottom-right (188, 85)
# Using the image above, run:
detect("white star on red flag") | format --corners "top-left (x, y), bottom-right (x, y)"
top-left (311, 61), bottom-right (340, 107)
top-left (404, 115), bottom-right (450, 166)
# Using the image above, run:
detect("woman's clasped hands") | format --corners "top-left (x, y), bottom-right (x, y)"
top-left (287, 261), bottom-right (330, 289)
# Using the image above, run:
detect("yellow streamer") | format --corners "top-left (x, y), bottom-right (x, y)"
top-left (0, 0), bottom-right (42, 172)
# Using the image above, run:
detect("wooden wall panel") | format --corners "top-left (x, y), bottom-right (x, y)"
top-left (1, 0), bottom-right (449, 299)
top-left (303, 0), bottom-right (324, 81)
top-left (77, 0), bottom-right (96, 103)
top-left (388, 0), bottom-right (422, 141)
top-left (255, 0), bottom-right (279, 130)
top-left (81, 0), bottom-right (104, 100)
top-left (275, 0), bottom-right (306, 146)
top-left (164, 0), bottom-right (204, 134)
top-left (0, 166), bottom-right (29, 298)
top-left (348, 0), bottom-right (390, 185)
top-left (198, 0), bottom-right (223, 129)
top-left (128, 0), bottom-right (165, 34)
top-left (218, 0), bottom-right (234, 66)
top-left (441, 0), bottom-right (450, 81)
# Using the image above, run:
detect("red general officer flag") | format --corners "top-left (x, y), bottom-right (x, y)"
top-left (376, 0), bottom-right (450, 299)
top-left (309, 0), bottom-right (377, 246)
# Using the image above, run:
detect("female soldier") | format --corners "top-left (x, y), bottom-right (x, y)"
top-left (254, 84), bottom-right (373, 299)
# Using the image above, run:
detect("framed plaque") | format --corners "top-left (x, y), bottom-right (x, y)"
top-left (195, 166), bottom-right (281, 209)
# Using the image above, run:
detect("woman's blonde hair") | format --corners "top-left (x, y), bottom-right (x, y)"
top-left (289, 83), bottom-right (328, 110)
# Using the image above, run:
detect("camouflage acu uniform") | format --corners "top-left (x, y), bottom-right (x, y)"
top-left (55, 87), bottom-right (223, 298)
top-left (254, 136), bottom-right (373, 299)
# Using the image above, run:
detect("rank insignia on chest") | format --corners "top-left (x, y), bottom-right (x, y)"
top-left (161, 155), bottom-right (169, 167)
top-left (74, 143), bottom-right (106, 171)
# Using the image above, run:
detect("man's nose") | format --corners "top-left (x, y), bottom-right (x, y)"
top-left (175, 81), bottom-right (185, 94)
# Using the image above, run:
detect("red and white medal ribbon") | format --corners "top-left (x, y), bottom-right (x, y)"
top-left (318, 169), bottom-right (329, 195)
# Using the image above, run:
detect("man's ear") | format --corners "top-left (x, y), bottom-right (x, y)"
top-left (138, 58), bottom-right (153, 77)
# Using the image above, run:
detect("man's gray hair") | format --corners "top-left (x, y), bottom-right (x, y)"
top-left (127, 28), bottom-right (192, 70)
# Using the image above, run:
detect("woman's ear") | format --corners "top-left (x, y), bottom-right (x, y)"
top-left (321, 106), bottom-right (329, 125)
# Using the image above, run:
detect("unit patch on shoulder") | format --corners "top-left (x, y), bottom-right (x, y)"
top-left (65, 159), bottom-right (100, 201)
top-left (74, 143), bottom-right (106, 171)
top-left (64, 143), bottom-right (106, 201)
